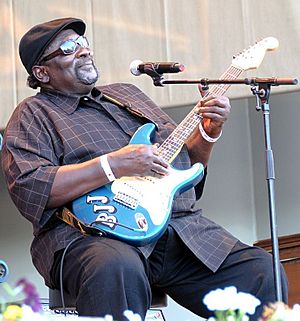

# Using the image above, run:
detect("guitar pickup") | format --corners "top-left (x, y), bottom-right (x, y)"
top-left (113, 191), bottom-right (139, 209)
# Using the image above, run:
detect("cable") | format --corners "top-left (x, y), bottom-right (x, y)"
top-left (90, 220), bottom-right (146, 233)
top-left (59, 235), bottom-right (82, 316)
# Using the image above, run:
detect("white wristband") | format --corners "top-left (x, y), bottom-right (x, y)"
top-left (99, 154), bottom-right (116, 182)
top-left (199, 122), bottom-right (222, 143)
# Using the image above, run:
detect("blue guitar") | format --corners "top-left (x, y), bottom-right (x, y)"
top-left (71, 37), bottom-right (279, 246)
top-left (71, 122), bottom-right (204, 246)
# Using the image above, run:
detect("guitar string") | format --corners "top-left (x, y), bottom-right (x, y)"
top-left (159, 65), bottom-right (243, 159)
top-left (158, 65), bottom-right (243, 163)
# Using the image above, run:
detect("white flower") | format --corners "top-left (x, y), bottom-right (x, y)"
top-left (271, 303), bottom-right (289, 319)
top-left (290, 304), bottom-right (300, 320)
top-left (271, 303), bottom-right (300, 321)
top-left (203, 286), bottom-right (260, 315)
top-left (21, 305), bottom-right (47, 321)
top-left (292, 303), bottom-right (300, 312)
top-left (123, 310), bottom-right (142, 321)
top-left (203, 286), bottom-right (238, 311)
top-left (235, 291), bottom-right (261, 314)
top-left (104, 314), bottom-right (114, 321)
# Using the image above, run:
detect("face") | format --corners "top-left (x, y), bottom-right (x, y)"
top-left (35, 29), bottom-right (99, 95)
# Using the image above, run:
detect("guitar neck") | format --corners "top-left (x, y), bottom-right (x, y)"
top-left (158, 65), bottom-right (243, 163)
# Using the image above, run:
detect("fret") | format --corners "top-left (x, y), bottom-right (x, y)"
top-left (158, 65), bottom-right (243, 162)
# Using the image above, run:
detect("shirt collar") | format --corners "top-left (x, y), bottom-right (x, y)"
top-left (39, 87), bottom-right (102, 115)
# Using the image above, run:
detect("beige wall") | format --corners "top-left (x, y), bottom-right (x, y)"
top-left (1, 0), bottom-right (300, 129)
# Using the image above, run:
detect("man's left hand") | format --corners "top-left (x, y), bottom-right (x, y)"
top-left (196, 86), bottom-right (231, 138)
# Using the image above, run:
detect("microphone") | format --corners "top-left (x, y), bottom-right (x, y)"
top-left (130, 60), bottom-right (185, 76)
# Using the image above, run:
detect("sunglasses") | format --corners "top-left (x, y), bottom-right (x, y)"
top-left (40, 36), bottom-right (89, 63)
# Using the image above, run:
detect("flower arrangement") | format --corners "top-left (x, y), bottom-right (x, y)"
top-left (0, 278), bottom-right (42, 321)
top-left (2, 280), bottom-right (300, 321)
top-left (259, 302), bottom-right (300, 321)
top-left (203, 286), bottom-right (261, 321)
top-left (0, 278), bottom-right (144, 321)
top-left (203, 286), bottom-right (300, 321)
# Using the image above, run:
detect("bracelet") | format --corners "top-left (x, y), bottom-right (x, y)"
top-left (99, 154), bottom-right (116, 182)
top-left (199, 122), bottom-right (222, 143)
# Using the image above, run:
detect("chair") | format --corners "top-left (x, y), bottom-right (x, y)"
top-left (49, 286), bottom-right (167, 313)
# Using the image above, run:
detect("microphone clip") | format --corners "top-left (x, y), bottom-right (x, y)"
top-left (142, 64), bottom-right (165, 86)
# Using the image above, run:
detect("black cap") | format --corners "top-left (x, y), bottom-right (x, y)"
top-left (19, 17), bottom-right (86, 74)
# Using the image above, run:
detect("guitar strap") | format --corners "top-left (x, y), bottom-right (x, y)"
top-left (56, 207), bottom-right (106, 237)
top-left (101, 93), bottom-right (159, 130)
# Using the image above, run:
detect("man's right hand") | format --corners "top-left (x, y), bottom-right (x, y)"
top-left (108, 144), bottom-right (170, 178)
top-left (47, 144), bottom-right (170, 209)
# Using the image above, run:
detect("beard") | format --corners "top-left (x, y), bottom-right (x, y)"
top-left (75, 60), bottom-right (99, 85)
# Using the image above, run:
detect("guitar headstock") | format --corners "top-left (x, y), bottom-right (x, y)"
top-left (232, 37), bottom-right (279, 71)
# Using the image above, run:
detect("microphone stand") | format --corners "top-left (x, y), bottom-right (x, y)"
top-left (250, 80), bottom-right (283, 301)
top-left (145, 70), bottom-right (298, 302)
top-left (244, 77), bottom-right (295, 301)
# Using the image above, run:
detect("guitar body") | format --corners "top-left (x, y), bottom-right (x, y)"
top-left (71, 123), bottom-right (204, 246)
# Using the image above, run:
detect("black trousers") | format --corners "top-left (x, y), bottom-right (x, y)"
top-left (51, 226), bottom-right (288, 321)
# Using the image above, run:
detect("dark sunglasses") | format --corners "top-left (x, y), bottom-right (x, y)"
top-left (40, 36), bottom-right (89, 63)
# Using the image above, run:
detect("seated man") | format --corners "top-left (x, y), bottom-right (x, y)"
top-left (2, 17), bottom-right (287, 321)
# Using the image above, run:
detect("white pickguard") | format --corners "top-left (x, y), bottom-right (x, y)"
top-left (111, 164), bottom-right (201, 225)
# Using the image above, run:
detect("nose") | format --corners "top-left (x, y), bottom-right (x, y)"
top-left (76, 46), bottom-right (94, 58)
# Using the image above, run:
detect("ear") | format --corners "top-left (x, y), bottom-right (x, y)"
top-left (32, 65), bottom-right (50, 83)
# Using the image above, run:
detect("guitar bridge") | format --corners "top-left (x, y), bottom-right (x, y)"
top-left (113, 191), bottom-right (139, 209)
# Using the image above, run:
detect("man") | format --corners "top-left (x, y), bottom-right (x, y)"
top-left (2, 17), bottom-right (287, 321)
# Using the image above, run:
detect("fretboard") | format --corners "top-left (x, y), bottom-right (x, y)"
top-left (158, 65), bottom-right (243, 163)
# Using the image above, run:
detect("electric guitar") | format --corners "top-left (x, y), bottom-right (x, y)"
top-left (71, 37), bottom-right (279, 246)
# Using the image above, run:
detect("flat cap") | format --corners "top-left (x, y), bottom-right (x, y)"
top-left (19, 17), bottom-right (86, 74)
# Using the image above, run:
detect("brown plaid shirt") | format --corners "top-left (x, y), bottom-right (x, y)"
top-left (2, 83), bottom-right (237, 287)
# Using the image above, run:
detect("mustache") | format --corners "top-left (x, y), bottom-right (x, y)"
top-left (75, 57), bottom-right (96, 68)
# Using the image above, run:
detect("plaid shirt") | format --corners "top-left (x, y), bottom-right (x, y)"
top-left (2, 83), bottom-right (237, 287)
